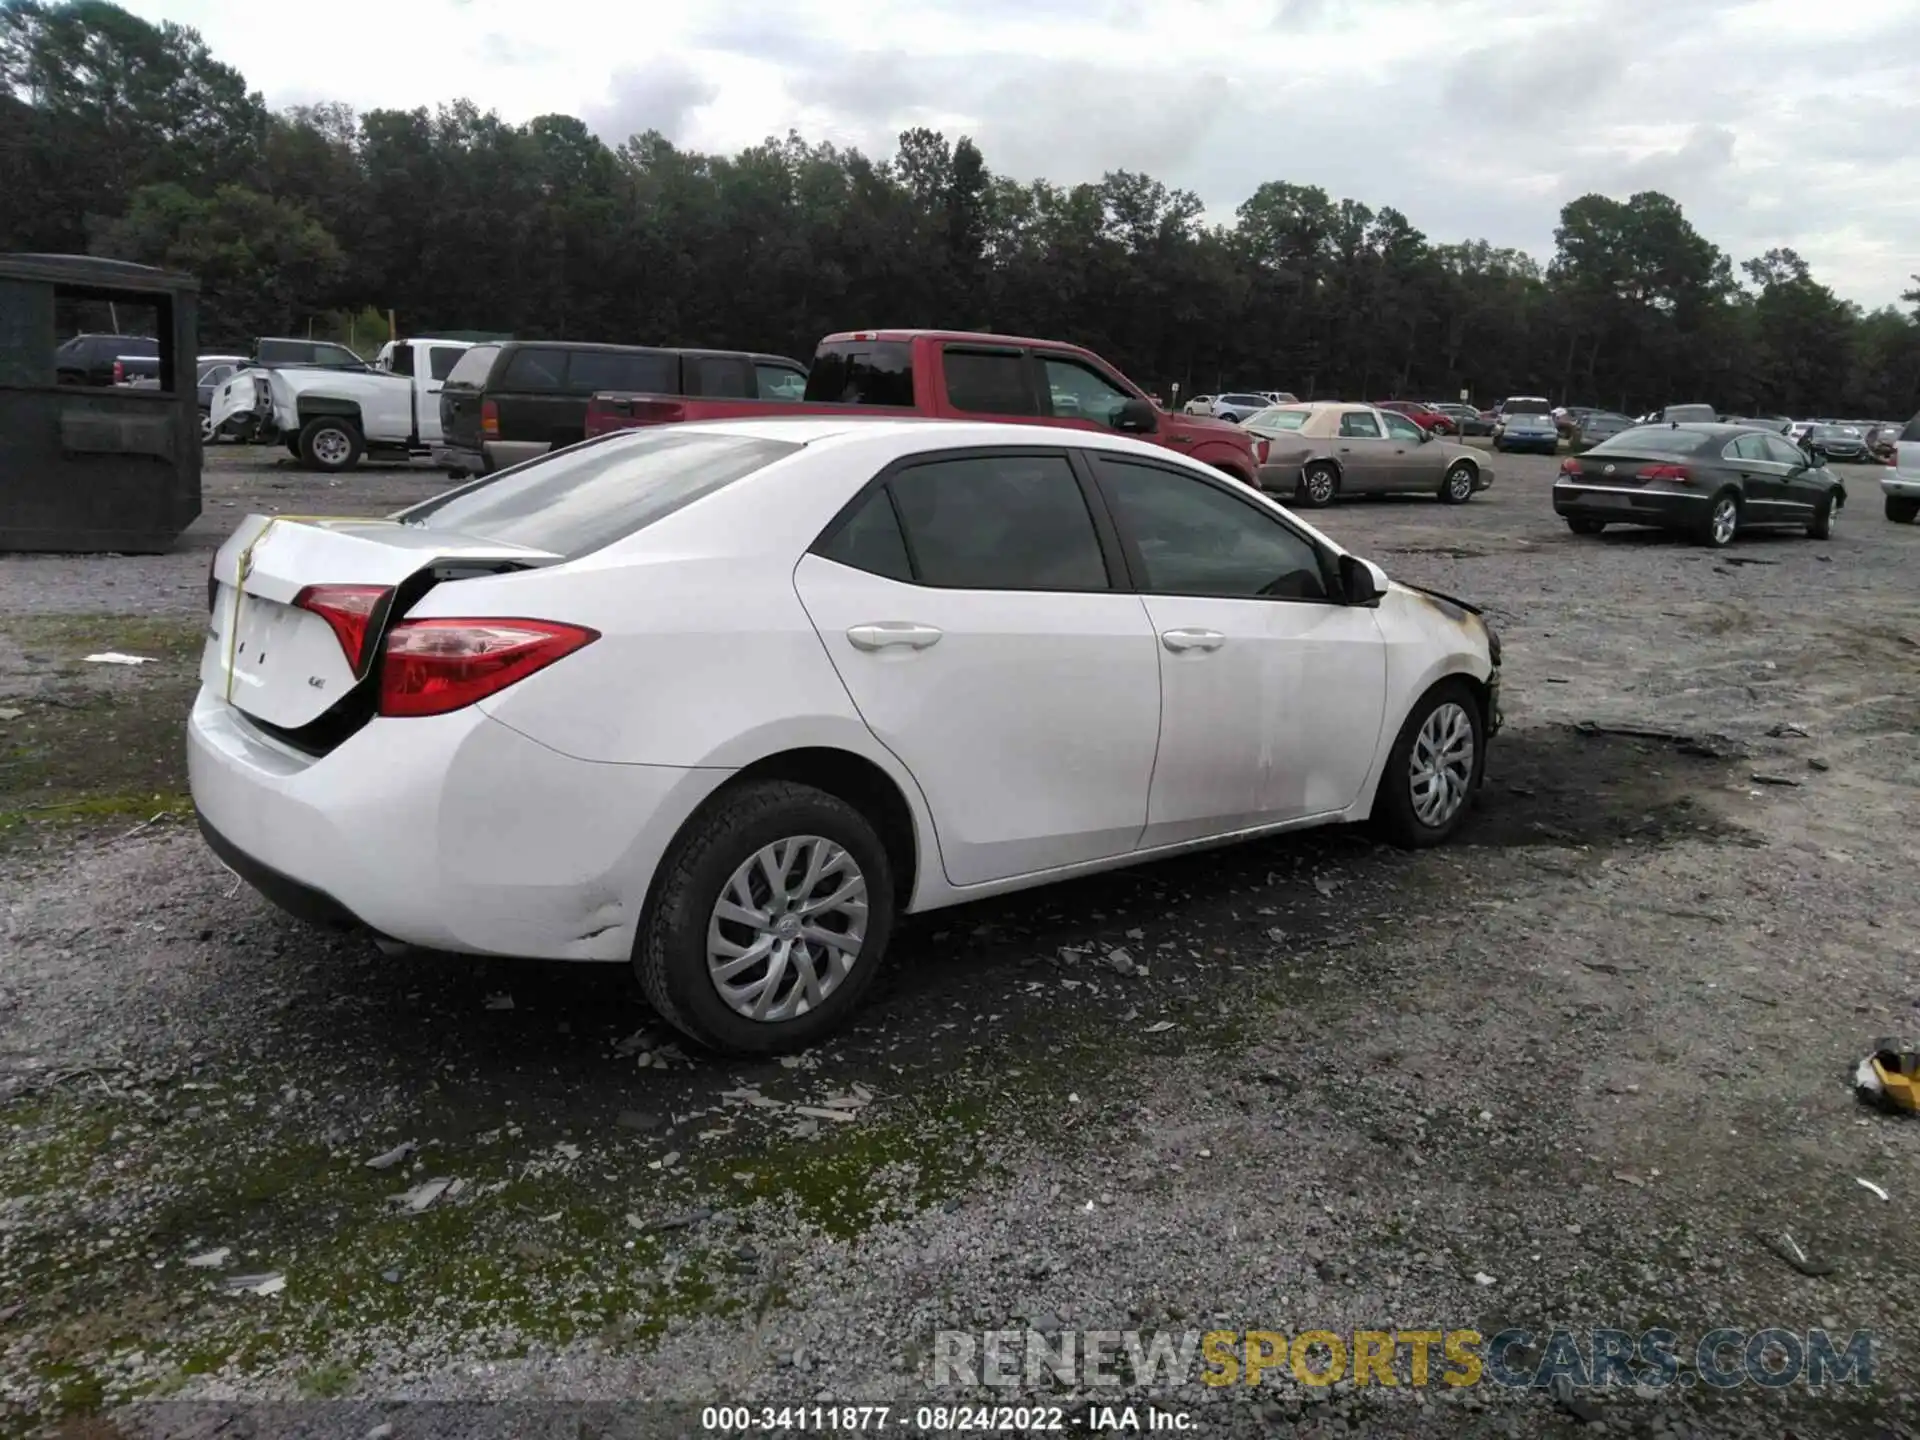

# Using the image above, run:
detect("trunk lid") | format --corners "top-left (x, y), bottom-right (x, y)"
top-left (203, 515), bottom-right (561, 730)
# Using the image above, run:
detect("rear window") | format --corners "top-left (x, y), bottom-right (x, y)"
top-left (1219, 394), bottom-right (1267, 407)
top-left (567, 349), bottom-right (676, 394)
top-left (1903, 416), bottom-right (1920, 444)
top-left (1585, 426), bottom-right (1708, 457)
top-left (1248, 407), bottom-right (1309, 431)
top-left (397, 429), bottom-right (802, 558)
top-left (1503, 398), bottom-right (1550, 415)
top-left (444, 345), bottom-right (499, 387)
top-left (805, 341), bottom-right (915, 406)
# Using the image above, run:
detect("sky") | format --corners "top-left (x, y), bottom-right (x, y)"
top-left (126, 0), bottom-right (1920, 308)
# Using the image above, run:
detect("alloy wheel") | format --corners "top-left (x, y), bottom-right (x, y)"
top-left (1711, 496), bottom-right (1738, 545)
top-left (1446, 464), bottom-right (1474, 500)
top-left (1409, 702), bottom-right (1475, 828)
top-left (706, 835), bottom-right (868, 1022)
top-left (1306, 469), bottom-right (1336, 504)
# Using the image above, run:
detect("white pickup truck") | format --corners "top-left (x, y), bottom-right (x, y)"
top-left (208, 337), bottom-right (473, 472)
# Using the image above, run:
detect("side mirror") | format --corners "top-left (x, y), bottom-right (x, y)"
top-left (1339, 553), bottom-right (1386, 607)
top-left (1418, 429), bottom-right (1433, 443)
top-left (1114, 397), bottom-right (1158, 434)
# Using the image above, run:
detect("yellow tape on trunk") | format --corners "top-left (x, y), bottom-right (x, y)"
top-left (222, 514), bottom-right (395, 707)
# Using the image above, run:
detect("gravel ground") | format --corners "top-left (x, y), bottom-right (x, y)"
top-left (3, 446), bottom-right (1919, 1437)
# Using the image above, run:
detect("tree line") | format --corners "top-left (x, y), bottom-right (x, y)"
top-left (4, 0), bottom-right (1917, 419)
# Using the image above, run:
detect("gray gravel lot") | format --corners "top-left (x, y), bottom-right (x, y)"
top-left (3, 445), bottom-right (1920, 1437)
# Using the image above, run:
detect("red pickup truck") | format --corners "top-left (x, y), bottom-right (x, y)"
top-left (583, 329), bottom-right (1268, 483)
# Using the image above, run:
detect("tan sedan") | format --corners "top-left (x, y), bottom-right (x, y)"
top-left (1247, 402), bottom-right (1495, 508)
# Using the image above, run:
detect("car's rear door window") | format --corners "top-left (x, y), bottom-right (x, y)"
top-left (883, 454), bottom-right (1108, 590)
top-left (814, 489), bottom-right (913, 583)
top-left (804, 341), bottom-right (915, 405)
top-left (1093, 456), bottom-right (1330, 602)
top-left (398, 429), bottom-right (801, 557)
top-left (1339, 410), bottom-right (1383, 438)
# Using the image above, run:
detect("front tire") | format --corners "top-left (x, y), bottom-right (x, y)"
top-left (1370, 679), bottom-right (1485, 849)
top-left (636, 780), bottom-right (897, 1055)
top-left (1566, 517), bottom-right (1606, 535)
top-left (1697, 490), bottom-right (1740, 548)
top-left (1439, 461), bottom-right (1476, 504)
top-left (1297, 462), bottom-right (1340, 508)
top-left (1888, 495), bottom-right (1920, 524)
top-left (298, 416), bottom-right (365, 472)
top-left (1807, 489), bottom-right (1839, 539)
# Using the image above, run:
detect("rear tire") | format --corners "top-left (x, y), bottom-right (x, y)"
top-left (1297, 462), bottom-right (1340, 508)
top-left (1696, 490), bottom-right (1740, 548)
top-left (1807, 489), bottom-right (1839, 539)
top-left (1566, 517), bottom-right (1606, 535)
top-left (298, 416), bottom-right (364, 473)
top-left (1888, 495), bottom-right (1920, 524)
top-left (1439, 461), bottom-right (1476, 504)
top-left (1370, 679), bottom-right (1485, 849)
top-left (635, 780), bottom-right (897, 1055)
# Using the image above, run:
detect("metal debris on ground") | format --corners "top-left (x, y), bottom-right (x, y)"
top-left (0, 706), bottom-right (22, 721)
top-left (363, 1141), bottom-right (418, 1171)
top-left (1768, 722), bottom-right (1811, 738)
top-left (1856, 1178), bottom-right (1890, 1202)
top-left (1750, 773), bottom-right (1802, 787)
top-left (1144, 1020), bottom-right (1176, 1034)
top-left (82, 652), bottom-right (156, 665)
top-left (184, 1248), bottom-right (231, 1268)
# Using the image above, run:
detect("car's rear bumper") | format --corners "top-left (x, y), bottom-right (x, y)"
top-left (1552, 479), bottom-right (1707, 527)
top-left (1498, 433), bottom-right (1559, 451)
top-left (1880, 473), bottom-right (1920, 499)
top-left (186, 688), bottom-right (730, 960)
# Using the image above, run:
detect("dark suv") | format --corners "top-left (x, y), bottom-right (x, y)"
top-left (436, 341), bottom-right (810, 475)
top-left (55, 333), bottom-right (159, 387)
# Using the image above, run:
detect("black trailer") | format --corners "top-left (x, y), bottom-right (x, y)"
top-left (0, 253), bottom-right (201, 553)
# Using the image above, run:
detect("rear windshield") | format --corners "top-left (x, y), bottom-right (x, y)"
top-left (1903, 416), bottom-right (1920, 443)
top-left (1220, 394), bottom-right (1267, 407)
top-left (1247, 407), bottom-right (1309, 431)
top-left (805, 341), bottom-right (915, 406)
top-left (443, 345), bottom-right (499, 387)
top-left (1503, 398), bottom-right (1550, 415)
top-left (396, 429), bottom-right (802, 558)
top-left (1585, 426), bottom-right (1707, 457)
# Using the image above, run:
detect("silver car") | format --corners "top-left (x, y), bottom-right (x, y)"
top-left (1248, 402), bottom-right (1494, 506)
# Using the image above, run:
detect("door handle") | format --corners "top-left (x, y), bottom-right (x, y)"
top-left (847, 622), bottom-right (943, 651)
top-left (1161, 628), bottom-right (1225, 653)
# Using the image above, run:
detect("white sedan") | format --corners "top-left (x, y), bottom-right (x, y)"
top-left (189, 419), bottom-right (1504, 1054)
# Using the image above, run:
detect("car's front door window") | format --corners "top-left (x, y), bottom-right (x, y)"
top-left (1041, 356), bottom-right (1134, 428)
top-left (1092, 457), bottom-right (1329, 601)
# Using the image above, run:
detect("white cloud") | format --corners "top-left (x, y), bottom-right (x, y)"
top-left (127, 0), bottom-right (1920, 305)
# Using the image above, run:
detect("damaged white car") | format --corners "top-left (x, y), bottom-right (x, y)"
top-left (188, 419), bottom-right (1503, 1054)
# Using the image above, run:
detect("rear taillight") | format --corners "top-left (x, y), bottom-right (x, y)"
top-left (378, 619), bottom-right (598, 718)
top-left (1636, 463), bottom-right (1693, 484)
top-left (1559, 457), bottom-right (1581, 474)
top-left (112, 360), bottom-right (125, 384)
top-left (480, 399), bottom-right (500, 437)
top-left (295, 584), bottom-right (392, 672)
top-left (1254, 437), bottom-right (1271, 465)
